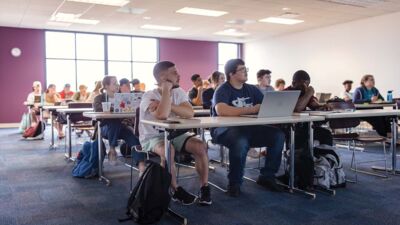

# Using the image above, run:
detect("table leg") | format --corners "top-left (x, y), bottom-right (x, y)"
top-left (64, 114), bottom-right (75, 161)
top-left (49, 111), bottom-right (57, 150)
top-left (97, 121), bottom-right (111, 186)
top-left (39, 107), bottom-right (44, 140)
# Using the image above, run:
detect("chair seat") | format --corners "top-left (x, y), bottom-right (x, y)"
top-left (356, 136), bottom-right (386, 143)
top-left (332, 133), bottom-right (359, 140)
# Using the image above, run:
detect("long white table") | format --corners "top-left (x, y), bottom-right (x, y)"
top-left (142, 115), bottom-right (325, 198)
top-left (321, 109), bottom-right (400, 174)
top-left (355, 103), bottom-right (397, 110)
top-left (83, 111), bottom-right (135, 186)
top-left (57, 108), bottom-right (93, 160)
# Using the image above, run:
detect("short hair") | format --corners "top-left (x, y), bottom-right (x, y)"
top-left (210, 71), bottom-right (224, 84)
top-left (275, 79), bottom-right (285, 87)
top-left (101, 75), bottom-right (116, 93)
top-left (360, 74), bottom-right (374, 87)
top-left (225, 59), bottom-right (245, 81)
top-left (191, 74), bottom-right (201, 82)
top-left (292, 70), bottom-right (310, 82)
top-left (342, 80), bottom-right (353, 85)
top-left (153, 61), bottom-right (175, 81)
top-left (131, 78), bottom-right (140, 85)
top-left (64, 83), bottom-right (71, 88)
top-left (257, 69), bottom-right (271, 79)
top-left (119, 78), bottom-right (130, 86)
top-left (46, 84), bottom-right (56, 93)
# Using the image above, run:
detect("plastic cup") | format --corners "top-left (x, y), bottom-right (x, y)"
top-left (102, 102), bottom-right (112, 113)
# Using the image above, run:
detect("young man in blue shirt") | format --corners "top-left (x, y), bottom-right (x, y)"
top-left (211, 59), bottom-right (285, 197)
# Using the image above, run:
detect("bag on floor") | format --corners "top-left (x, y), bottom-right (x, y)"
top-left (72, 140), bottom-right (105, 178)
top-left (23, 121), bottom-right (45, 138)
top-left (18, 113), bottom-right (31, 133)
top-left (119, 161), bottom-right (171, 224)
top-left (314, 145), bottom-right (346, 188)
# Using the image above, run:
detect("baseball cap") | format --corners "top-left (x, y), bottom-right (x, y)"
top-left (131, 79), bottom-right (140, 85)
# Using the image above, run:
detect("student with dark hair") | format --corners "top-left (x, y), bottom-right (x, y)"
top-left (202, 71), bottom-right (225, 109)
top-left (353, 74), bottom-right (390, 137)
top-left (119, 78), bottom-right (132, 93)
top-left (341, 80), bottom-right (354, 102)
top-left (275, 79), bottom-right (286, 91)
top-left (188, 74), bottom-right (204, 106)
top-left (139, 61), bottom-right (211, 205)
top-left (211, 58), bottom-right (285, 196)
top-left (131, 78), bottom-right (144, 93)
top-left (256, 69), bottom-right (274, 94)
top-left (59, 83), bottom-right (74, 100)
top-left (93, 76), bottom-right (146, 173)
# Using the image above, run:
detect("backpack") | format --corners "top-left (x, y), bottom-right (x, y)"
top-left (119, 161), bottom-right (172, 224)
top-left (19, 113), bottom-right (32, 133)
top-left (72, 140), bottom-right (105, 178)
top-left (313, 145), bottom-right (346, 189)
top-left (23, 121), bottom-right (45, 138)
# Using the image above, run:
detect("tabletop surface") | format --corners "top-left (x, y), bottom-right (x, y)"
top-left (57, 108), bottom-right (93, 113)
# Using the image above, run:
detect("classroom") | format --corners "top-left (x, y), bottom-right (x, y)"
top-left (1, 0), bottom-right (400, 225)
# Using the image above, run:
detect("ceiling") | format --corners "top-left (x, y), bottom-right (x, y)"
top-left (1, 0), bottom-right (400, 43)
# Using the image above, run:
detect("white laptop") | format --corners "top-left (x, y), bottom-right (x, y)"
top-left (316, 93), bottom-right (332, 103)
top-left (113, 93), bottom-right (143, 113)
top-left (240, 91), bottom-right (301, 118)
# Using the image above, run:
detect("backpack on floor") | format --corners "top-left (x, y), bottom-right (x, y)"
top-left (23, 121), bottom-right (45, 138)
top-left (18, 113), bottom-right (31, 133)
top-left (314, 145), bottom-right (346, 189)
top-left (119, 161), bottom-right (171, 224)
top-left (72, 140), bottom-right (105, 178)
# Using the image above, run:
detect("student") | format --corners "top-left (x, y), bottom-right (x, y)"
top-left (211, 59), bottom-right (285, 196)
top-left (275, 79), bottom-right (286, 91)
top-left (26, 81), bottom-right (42, 124)
top-left (59, 83), bottom-right (74, 100)
top-left (119, 78), bottom-right (132, 93)
top-left (45, 84), bottom-right (64, 138)
top-left (256, 69), bottom-right (275, 95)
top-left (86, 81), bottom-right (102, 103)
top-left (353, 75), bottom-right (390, 137)
top-left (139, 61), bottom-right (211, 205)
top-left (188, 74), bottom-right (204, 106)
top-left (202, 71), bottom-right (225, 109)
top-left (72, 84), bottom-right (90, 102)
top-left (93, 76), bottom-right (145, 172)
top-left (341, 80), bottom-right (353, 101)
top-left (131, 78), bottom-right (144, 93)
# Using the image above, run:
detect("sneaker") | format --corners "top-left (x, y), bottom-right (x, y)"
top-left (226, 183), bottom-right (240, 197)
top-left (172, 187), bottom-right (197, 205)
top-left (256, 176), bottom-right (283, 192)
top-left (198, 185), bottom-right (212, 206)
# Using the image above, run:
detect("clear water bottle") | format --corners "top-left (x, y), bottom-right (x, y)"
top-left (387, 90), bottom-right (393, 102)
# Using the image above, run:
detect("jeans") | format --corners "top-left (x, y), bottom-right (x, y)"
top-left (214, 125), bottom-right (285, 185)
top-left (101, 119), bottom-right (145, 162)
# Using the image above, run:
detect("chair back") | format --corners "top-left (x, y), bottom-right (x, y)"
top-left (326, 101), bottom-right (360, 129)
top-left (67, 102), bottom-right (92, 123)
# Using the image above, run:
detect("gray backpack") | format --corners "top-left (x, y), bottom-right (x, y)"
top-left (314, 145), bottom-right (346, 189)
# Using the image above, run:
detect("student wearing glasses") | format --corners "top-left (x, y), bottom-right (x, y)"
top-left (139, 61), bottom-right (212, 206)
top-left (211, 59), bottom-right (285, 196)
top-left (202, 71), bottom-right (225, 109)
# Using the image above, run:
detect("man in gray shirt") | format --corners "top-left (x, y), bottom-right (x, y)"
top-left (256, 69), bottom-right (275, 95)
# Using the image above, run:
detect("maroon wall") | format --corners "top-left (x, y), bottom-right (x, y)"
top-left (0, 27), bottom-right (45, 123)
top-left (159, 38), bottom-right (218, 91)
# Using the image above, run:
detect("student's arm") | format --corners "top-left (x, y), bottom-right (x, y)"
top-left (92, 94), bottom-right (103, 112)
top-left (215, 103), bottom-right (259, 116)
top-left (191, 87), bottom-right (203, 106)
top-left (294, 86), bottom-right (314, 112)
top-left (352, 88), bottom-right (368, 104)
top-left (151, 82), bottom-right (173, 120)
top-left (171, 102), bottom-right (194, 118)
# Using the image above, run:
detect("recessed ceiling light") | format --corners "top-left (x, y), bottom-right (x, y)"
top-left (176, 7), bottom-right (228, 17)
top-left (50, 13), bottom-right (99, 25)
top-left (141, 24), bottom-right (181, 31)
top-left (214, 29), bottom-right (249, 37)
top-left (282, 7), bottom-right (291, 11)
top-left (259, 17), bottom-right (304, 25)
top-left (66, 0), bottom-right (129, 7)
top-left (226, 19), bottom-right (255, 25)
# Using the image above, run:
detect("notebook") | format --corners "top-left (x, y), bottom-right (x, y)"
top-left (113, 93), bottom-right (143, 113)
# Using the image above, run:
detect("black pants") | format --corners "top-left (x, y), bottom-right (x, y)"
top-left (362, 117), bottom-right (391, 137)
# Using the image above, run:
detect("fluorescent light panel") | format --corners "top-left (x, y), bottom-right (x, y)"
top-left (176, 7), bottom-right (227, 17)
top-left (214, 29), bottom-right (249, 37)
top-left (66, 0), bottom-right (129, 7)
top-left (141, 24), bottom-right (181, 31)
top-left (259, 17), bottom-right (304, 25)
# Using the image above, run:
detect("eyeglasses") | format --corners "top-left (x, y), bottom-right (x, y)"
top-left (236, 67), bottom-right (249, 73)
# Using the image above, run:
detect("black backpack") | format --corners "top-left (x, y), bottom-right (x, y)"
top-left (119, 161), bottom-right (172, 224)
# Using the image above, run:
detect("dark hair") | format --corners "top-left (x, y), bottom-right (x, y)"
top-left (256, 69), bottom-right (271, 79)
top-left (191, 74), bottom-right (201, 82)
top-left (210, 71), bottom-right (223, 84)
top-left (153, 61), bottom-right (175, 81)
top-left (119, 78), bottom-right (130, 86)
top-left (275, 78), bottom-right (285, 87)
top-left (101, 75), bottom-right (116, 93)
top-left (64, 83), bottom-right (71, 88)
top-left (225, 59), bottom-right (245, 81)
top-left (342, 80), bottom-right (353, 85)
top-left (131, 78), bottom-right (140, 85)
top-left (360, 74), bottom-right (374, 87)
top-left (292, 70), bottom-right (310, 82)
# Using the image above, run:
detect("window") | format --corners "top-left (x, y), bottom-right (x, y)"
top-left (218, 43), bottom-right (240, 73)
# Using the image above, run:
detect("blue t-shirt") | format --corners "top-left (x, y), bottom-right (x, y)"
top-left (211, 82), bottom-right (263, 137)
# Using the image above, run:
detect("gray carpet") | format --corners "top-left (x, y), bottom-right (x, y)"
top-left (1, 127), bottom-right (400, 225)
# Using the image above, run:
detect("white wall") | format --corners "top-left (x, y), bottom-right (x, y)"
top-left (245, 11), bottom-right (400, 98)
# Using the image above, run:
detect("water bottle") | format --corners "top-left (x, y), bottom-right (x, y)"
top-left (387, 90), bottom-right (393, 102)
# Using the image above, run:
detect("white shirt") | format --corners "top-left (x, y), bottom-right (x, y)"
top-left (27, 92), bottom-right (42, 104)
top-left (341, 91), bottom-right (353, 100)
top-left (139, 88), bottom-right (189, 142)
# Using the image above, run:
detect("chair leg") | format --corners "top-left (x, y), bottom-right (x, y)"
top-left (383, 141), bottom-right (388, 178)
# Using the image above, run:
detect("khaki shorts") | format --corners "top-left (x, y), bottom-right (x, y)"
top-left (141, 132), bottom-right (195, 153)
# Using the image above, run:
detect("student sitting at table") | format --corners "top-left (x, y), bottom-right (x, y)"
top-left (45, 84), bottom-right (65, 139)
top-left (211, 59), bottom-right (285, 196)
top-left (93, 76), bottom-right (146, 172)
top-left (256, 69), bottom-right (275, 95)
top-left (275, 78), bottom-right (286, 91)
top-left (188, 74), bottom-right (205, 106)
top-left (119, 78), bottom-right (132, 93)
top-left (72, 84), bottom-right (90, 102)
top-left (26, 81), bottom-right (42, 125)
top-left (59, 83), bottom-right (74, 101)
top-left (86, 81), bottom-right (102, 103)
top-left (353, 74), bottom-right (391, 137)
top-left (131, 78), bottom-right (145, 93)
top-left (139, 61), bottom-right (211, 205)
top-left (202, 71), bottom-right (225, 109)
top-left (341, 80), bottom-right (353, 102)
